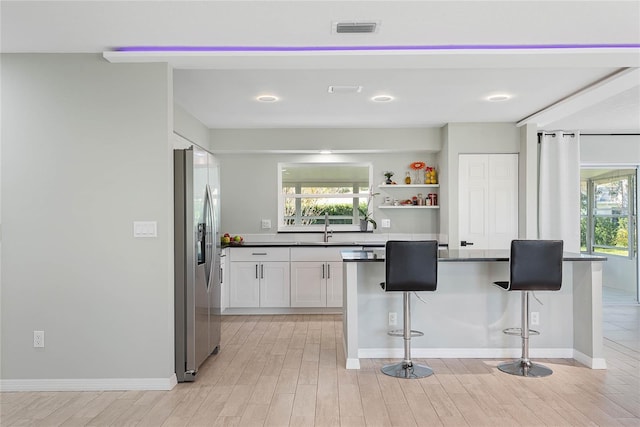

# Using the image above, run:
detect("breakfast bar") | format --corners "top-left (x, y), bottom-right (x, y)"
top-left (341, 249), bottom-right (607, 370)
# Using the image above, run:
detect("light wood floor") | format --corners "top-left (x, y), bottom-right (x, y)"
top-left (2, 309), bottom-right (639, 426)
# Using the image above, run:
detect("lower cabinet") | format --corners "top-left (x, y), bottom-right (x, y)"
top-left (229, 262), bottom-right (290, 307)
top-left (227, 246), bottom-right (347, 309)
top-left (290, 261), bottom-right (343, 307)
top-left (228, 248), bottom-right (290, 308)
top-left (290, 247), bottom-right (348, 308)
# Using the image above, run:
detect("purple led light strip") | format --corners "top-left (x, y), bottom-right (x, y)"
top-left (115, 43), bottom-right (640, 52)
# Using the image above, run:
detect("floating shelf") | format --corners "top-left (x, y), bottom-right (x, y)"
top-left (378, 205), bottom-right (440, 209)
top-left (378, 184), bottom-right (439, 188)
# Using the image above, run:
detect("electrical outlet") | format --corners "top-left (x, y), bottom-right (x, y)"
top-left (388, 312), bottom-right (397, 326)
top-left (33, 330), bottom-right (44, 348)
top-left (381, 219), bottom-right (391, 228)
top-left (531, 312), bottom-right (540, 326)
top-left (261, 219), bottom-right (271, 229)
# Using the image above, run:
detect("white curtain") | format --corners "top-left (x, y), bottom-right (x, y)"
top-left (538, 131), bottom-right (581, 252)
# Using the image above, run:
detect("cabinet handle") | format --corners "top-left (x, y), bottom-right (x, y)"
top-left (219, 267), bottom-right (223, 283)
top-left (260, 264), bottom-right (264, 279)
top-left (327, 263), bottom-right (331, 279)
top-left (252, 252), bottom-right (267, 256)
top-left (322, 263), bottom-right (325, 279)
top-left (255, 264), bottom-right (258, 279)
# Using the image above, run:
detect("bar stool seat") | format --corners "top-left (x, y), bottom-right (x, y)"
top-left (380, 240), bottom-right (438, 379)
top-left (494, 239), bottom-right (563, 377)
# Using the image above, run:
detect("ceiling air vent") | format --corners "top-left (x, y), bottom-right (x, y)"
top-left (328, 85), bottom-right (363, 94)
top-left (335, 22), bottom-right (378, 34)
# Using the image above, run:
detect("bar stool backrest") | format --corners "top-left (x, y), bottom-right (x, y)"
top-left (509, 240), bottom-right (563, 291)
top-left (384, 240), bottom-right (438, 292)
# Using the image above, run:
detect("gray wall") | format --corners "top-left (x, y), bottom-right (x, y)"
top-left (581, 134), bottom-right (640, 164)
top-left (174, 104), bottom-right (211, 151)
top-left (438, 123), bottom-right (522, 247)
top-left (209, 128), bottom-right (442, 236)
top-left (210, 128), bottom-right (441, 153)
top-left (1, 54), bottom-right (175, 381)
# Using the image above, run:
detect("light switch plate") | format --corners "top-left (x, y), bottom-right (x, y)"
top-left (133, 221), bottom-right (158, 238)
top-left (381, 219), bottom-right (391, 228)
top-left (261, 219), bottom-right (272, 229)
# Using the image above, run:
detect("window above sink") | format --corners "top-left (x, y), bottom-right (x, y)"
top-left (278, 162), bottom-right (373, 232)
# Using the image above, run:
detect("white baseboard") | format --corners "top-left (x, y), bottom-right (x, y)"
top-left (573, 350), bottom-right (607, 369)
top-left (0, 374), bottom-right (177, 392)
top-left (346, 358), bottom-right (361, 369)
top-left (222, 307), bottom-right (342, 315)
top-left (358, 347), bottom-right (575, 359)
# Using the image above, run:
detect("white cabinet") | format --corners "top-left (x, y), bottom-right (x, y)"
top-left (325, 261), bottom-right (343, 307)
top-left (228, 248), bottom-right (290, 308)
top-left (290, 248), bottom-right (348, 308)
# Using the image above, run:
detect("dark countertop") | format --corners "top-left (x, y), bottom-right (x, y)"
top-left (224, 241), bottom-right (387, 248)
top-left (341, 249), bottom-right (607, 262)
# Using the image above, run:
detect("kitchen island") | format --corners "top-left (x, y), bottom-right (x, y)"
top-left (341, 249), bottom-right (607, 370)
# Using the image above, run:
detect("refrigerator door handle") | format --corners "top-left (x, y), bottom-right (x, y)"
top-left (203, 185), bottom-right (215, 290)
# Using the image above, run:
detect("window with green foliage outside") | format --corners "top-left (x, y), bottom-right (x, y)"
top-left (278, 163), bottom-right (372, 231)
top-left (581, 169), bottom-right (636, 258)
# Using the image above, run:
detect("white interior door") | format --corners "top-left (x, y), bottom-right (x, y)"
top-left (459, 154), bottom-right (518, 249)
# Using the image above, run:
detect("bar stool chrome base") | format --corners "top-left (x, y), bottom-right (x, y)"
top-left (497, 359), bottom-right (553, 377)
top-left (381, 361), bottom-right (433, 379)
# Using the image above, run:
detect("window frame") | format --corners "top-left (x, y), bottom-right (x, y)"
top-left (581, 170), bottom-right (636, 259)
top-left (277, 162), bottom-right (373, 232)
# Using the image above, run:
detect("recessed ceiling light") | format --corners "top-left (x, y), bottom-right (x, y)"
top-left (256, 95), bottom-right (279, 102)
top-left (371, 95), bottom-right (394, 102)
top-left (486, 94), bottom-right (512, 102)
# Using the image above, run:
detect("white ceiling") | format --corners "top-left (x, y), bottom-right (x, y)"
top-left (2, 1), bottom-right (640, 131)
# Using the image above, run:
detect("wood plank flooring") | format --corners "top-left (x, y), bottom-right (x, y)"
top-left (2, 309), bottom-right (639, 426)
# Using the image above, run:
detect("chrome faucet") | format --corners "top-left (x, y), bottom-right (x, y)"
top-left (323, 213), bottom-right (333, 242)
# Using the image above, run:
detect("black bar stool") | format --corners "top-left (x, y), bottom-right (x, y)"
top-left (494, 239), bottom-right (563, 377)
top-left (380, 240), bottom-right (438, 379)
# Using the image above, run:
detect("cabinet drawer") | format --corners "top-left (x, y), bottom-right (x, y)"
top-left (290, 247), bottom-right (353, 262)
top-left (229, 247), bottom-right (290, 262)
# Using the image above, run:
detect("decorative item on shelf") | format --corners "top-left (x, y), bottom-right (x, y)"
top-left (424, 166), bottom-right (438, 184)
top-left (417, 193), bottom-right (424, 205)
top-left (428, 193), bottom-right (438, 206)
top-left (360, 190), bottom-right (379, 231)
top-left (383, 171), bottom-right (395, 185)
top-left (410, 161), bottom-right (426, 184)
top-left (404, 172), bottom-right (411, 184)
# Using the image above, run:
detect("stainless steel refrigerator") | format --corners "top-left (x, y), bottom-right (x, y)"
top-left (174, 146), bottom-right (221, 382)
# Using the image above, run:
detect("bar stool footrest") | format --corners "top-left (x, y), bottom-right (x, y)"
top-left (502, 327), bottom-right (540, 336)
top-left (388, 329), bottom-right (424, 337)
